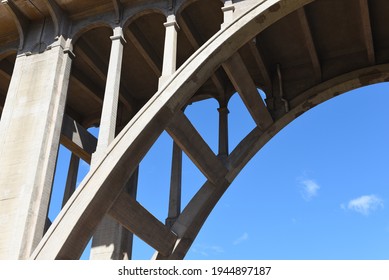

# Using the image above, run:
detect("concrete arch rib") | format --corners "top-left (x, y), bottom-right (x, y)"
top-left (31, 0), bottom-right (312, 260)
top-left (157, 65), bottom-right (389, 260)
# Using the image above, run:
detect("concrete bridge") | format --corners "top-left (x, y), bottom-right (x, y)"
top-left (0, 0), bottom-right (388, 259)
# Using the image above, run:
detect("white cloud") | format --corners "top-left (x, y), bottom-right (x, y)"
top-left (233, 232), bottom-right (249, 245)
top-left (299, 179), bottom-right (320, 201)
top-left (345, 195), bottom-right (384, 216)
top-left (192, 244), bottom-right (224, 256)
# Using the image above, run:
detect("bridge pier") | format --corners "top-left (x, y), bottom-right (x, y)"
top-left (0, 37), bottom-right (73, 259)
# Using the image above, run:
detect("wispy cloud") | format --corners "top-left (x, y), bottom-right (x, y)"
top-left (299, 178), bottom-right (320, 201)
top-left (233, 232), bottom-right (249, 245)
top-left (342, 195), bottom-right (384, 216)
top-left (192, 244), bottom-right (224, 257)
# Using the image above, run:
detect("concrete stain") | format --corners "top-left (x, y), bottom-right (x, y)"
top-left (255, 14), bottom-right (266, 24)
top-left (269, 3), bottom-right (281, 12)
top-left (359, 69), bottom-right (382, 86)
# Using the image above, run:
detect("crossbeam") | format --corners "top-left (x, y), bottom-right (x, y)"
top-left (166, 111), bottom-right (227, 184)
top-left (223, 53), bottom-right (273, 130)
top-left (60, 114), bottom-right (97, 164)
top-left (297, 7), bottom-right (321, 82)
top-left (109, 191), bottom-right (177, 256)
top-left (359, 0), bottom-right (375, 65)
top-left (126, 25), bottom-right (162, 76)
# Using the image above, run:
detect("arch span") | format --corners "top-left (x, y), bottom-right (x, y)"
top-left (31, 0), bottom-right (389, 260)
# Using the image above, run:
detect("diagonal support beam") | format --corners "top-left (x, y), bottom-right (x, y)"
top-left (166, 111), bottom-right (227, 184)
top-left (248, 41), bottom-right (272, 91)
top-left (71, 69), bottom-right (104, 105)
top-left (179, 13), bottom-right (225, 97)
top-left (126, 25), bottom-right (162, 76)
top-left (108, 191), bottom-right (177, 257)
top-left (296, 7), bottom-right (321, 82)
top-left (0, 58), bottom-right (14, 77)
top-left (76, 38), bottom-right (136, 113)
top-left (0, 67), bottom-right (10, 80)
top-left (60, 114), bottom-right (97, 164)
top-left (359, 0), bottom-right (375, 65)
top-left (223, 53), bottom-right (273, 130)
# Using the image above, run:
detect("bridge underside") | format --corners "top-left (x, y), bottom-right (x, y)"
top-left (0, 0), bottom-right (388, 259)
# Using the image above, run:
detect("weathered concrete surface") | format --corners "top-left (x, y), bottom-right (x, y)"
top-left (0, 37), bottom-right (72, 259)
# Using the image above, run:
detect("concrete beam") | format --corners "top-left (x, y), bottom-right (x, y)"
top-left (1, 0), bottom-right (29, 50)
top-left (109, 191), bottom-right (177, 256)
top-left (166, 111), bottom-right (227, 184)
top-left (112, 0), bottom-right (122, 23)
top-left (296, 7), bottom-right (322, 82)
top-left (223, 53), bottom-right (273, 130)
top-left (62, 154), bottom-right (80, 208)
top-left (60, 114), bottom-right (97, 164)
top-left (126, 24), bottom-right (162, 76)
top-left (247, 41), bottom-right (272, 91)
top-left (76, 38), bottom-right (108, 82)
top-left (71, 69), bottom-right (104, 105)
top-left (155, 178), bottom-right (231, 259)
top-left (0, 67), bottom-right (10, 80)
top-left (179, 12), bottom-right (225, 98)
top-left (75, 39), bottom-right (136, 113)
top-left (46, 0), bottom-right (69, 38)
top-left (166, 141), bottom-right (182, 227)
top-left (0, 58), bottom-right (14, 77)
top-left (359, 0), bottom-right (375, 65)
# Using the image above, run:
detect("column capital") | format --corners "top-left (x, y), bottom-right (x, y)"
top-left (110, 26), bottom-right (127, 45)
top-left (218, 107), bottom-right (230, 114)
top-left (221, 0), bottom-right (235, 28)
top-left (63, 38), bottom-right (75, 59)
top-left (221, 5), bottom-right (235, 13)
top-left (164, 15), bottom-right (180, 31)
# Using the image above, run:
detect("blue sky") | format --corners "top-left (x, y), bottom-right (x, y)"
top-left (50, 82), bottom-right (389, 260)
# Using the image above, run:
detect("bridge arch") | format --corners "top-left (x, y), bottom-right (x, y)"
top-left (28, 0), bottom-right (389, 260)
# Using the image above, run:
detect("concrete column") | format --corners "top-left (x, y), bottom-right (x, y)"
top-left (90, 26), bottom-right (132, 260)
top-left (0, 37), bottom-right (73, 259)
top-left (62, 153), bottom-right (80, 208)
top-left (166, 141), bottom-right (182, 228)
top-left (92, 26), bottom-right (126, 164)
top-left (159, 14), bottom-right (179, 88)
top-left (221, 0), bottom-right (235, 28)
top-left (90, 167), bottom-right (139, 260)
top-left (122, 167), bottom-right (139, 260)
top-left (218, 106), bottom-right (229, 160)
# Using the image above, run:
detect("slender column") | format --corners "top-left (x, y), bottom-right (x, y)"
top-left (159, 15), bottom-right (179, 88)
top-left (90, 26), bottom-right (131, 260)
top-left (62, 153), bottom-right (80, 208)
top-left (218, 106), bottom-right (229, 161)
top-left (121, 167), bottom-right (139, 260)
top-left (166, 141), bottom-right (182, 228)
top-left (92, 26), bottom-right (126, 164)
top-left (0, 37), bottom-right (73, 259)
top-left (221, 0), bottom-right (235, 28)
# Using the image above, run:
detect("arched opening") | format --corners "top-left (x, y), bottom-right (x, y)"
top-left (185, 82), bottom-right (389, 259)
